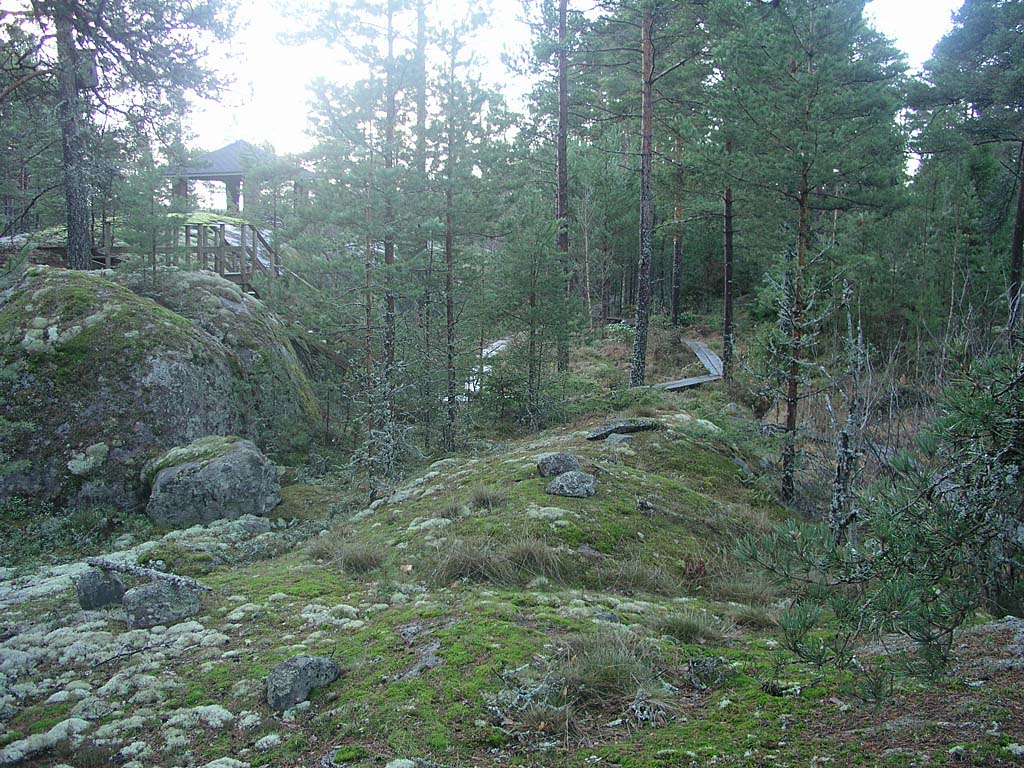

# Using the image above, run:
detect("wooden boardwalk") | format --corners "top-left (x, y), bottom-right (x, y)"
top-left (655, 340), bottom-right (724, 391)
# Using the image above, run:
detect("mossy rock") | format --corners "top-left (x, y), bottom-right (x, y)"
top-left (0, 266), bottom-right (319, 511)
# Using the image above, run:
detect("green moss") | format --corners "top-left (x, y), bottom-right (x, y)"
top-left (140, 435), bottom-right (242, 487)
top-left (138, 541), bottom-right (217, 577)
top-left (277, 484), bottom-right (340, 521)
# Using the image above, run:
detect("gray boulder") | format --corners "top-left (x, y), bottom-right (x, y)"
top-left (537, 452), bottom-right (581, 478)
top-left (122, 581), bottom-right (201, 629)
top-left (266, 655), bottom-right (340, 713)
top-left (144, 437), bottom-right (280, 528)
top-left (75, 569), bottom-right (124, 610)
top-left (586, 419), bottom-right (663, 441)
top-left (545, 471), bottom-right (597, 499)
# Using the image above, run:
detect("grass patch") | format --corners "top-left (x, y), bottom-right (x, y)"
top-left (557, 628), bottom-right (667, 706)
top-left (657, 610), bottom-right (734, 645)
top-left (469, 484), bottom-right (509, 513)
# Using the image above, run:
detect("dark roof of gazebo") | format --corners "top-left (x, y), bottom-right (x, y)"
top-left (165, 140), bottom-right (311, 181)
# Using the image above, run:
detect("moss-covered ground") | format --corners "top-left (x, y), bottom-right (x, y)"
top-left (2, 385), bottom-right (1020, 767)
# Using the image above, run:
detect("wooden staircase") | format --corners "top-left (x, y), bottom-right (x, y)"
top-left (150, 221), bottom-right (281, 294)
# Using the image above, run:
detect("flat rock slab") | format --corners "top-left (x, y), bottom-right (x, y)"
top-left (266, 655), bottom-right (340, 713)
top-left (122, 581), bottom-right (201, 629)
top-left (586, 419), bottom-right (663, 441)
top-left (545, 471), bottom-right (596, 498)
top-left (537, 452), bottom-right (581, 478)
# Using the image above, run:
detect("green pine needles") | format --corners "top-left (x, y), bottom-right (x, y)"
top-left (739, 355), bottom-right (1024, 680)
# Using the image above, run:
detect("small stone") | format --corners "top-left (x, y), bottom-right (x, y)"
top-left (122, 582), bottom-right (201, 629)
top-left (255, 733), bottom-right (281, 751)
top-left (537, 452), bottom-right (581, 478)
top-left (594, 612), bottom-right (621, 623)
top-left (545, 471), bottom-right (596, 499)
top-left (75, 569), bottom-right (125, 610)
top-left (266, 655), bottom-right (341, 713)
top-left (385, 761), bottom-right (417, 768)
top-left (605, 433), bottom-right (633, 445)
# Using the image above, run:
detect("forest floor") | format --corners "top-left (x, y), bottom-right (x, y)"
top-left (1, 374), bottom-right (1022, 767)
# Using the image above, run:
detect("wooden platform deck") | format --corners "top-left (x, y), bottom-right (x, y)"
top-left (655, 340), bottom-right (724, 391)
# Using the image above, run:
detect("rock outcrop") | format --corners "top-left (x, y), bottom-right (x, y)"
top-left (144, 437), bottom-right (281, 527)
top-left (0, 266), bottom-right (319, 510)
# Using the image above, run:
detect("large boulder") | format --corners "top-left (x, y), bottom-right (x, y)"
top-left (0, 266), bottom-right (319, 510)
top-left (122, 581), bottom-right (201, 629)
top-left (266, 655), bottom-right (341, 713)
top-left (144, 437), bottom-right (280, 527)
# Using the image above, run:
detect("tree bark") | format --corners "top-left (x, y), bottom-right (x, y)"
top-left (782, 166), bottom-right (809, 502)
top-left (383, 0), bottom-right (397, 385)
top-left (1009, 141), bottom-right (1024, 344)
top-left (671, 206), bottom-right (682, 326)
top-left (444, 182), bottom-right (456, 451)
top-left (630, 7), bottom-right (655, 388)
top-left (723, 184), bottom-right (735, 381)
top-left (556, 0), bottom-right (571, 372)
top-left (54, 7), bottom-right (91, 270)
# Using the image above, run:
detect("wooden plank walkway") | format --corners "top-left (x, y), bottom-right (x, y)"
top-left (655, 339), bottom-right (724, 392)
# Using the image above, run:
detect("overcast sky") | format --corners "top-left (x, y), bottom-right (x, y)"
top-left (189, 0), bottom-right (965, 156)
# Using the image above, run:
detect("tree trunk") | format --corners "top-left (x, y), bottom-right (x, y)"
top-left (444, 183), bottom-right (456, 452)
top-left (556, 0), bottom-right (571, 372)
top-left (782, 167), bottom-right (810, 502)
top-left (723, 184), bottom-right (735, 381)
top-left (629, 7), bottom-right (655, 388)
top-left (54, 8), bottom-right (91, 270)
top-left (1009, 141), bottom-right (1024, 344)
top-left (383, 0), bottom-right (397, 387)
top-left (671, 206), bottom-right (682, 326)
top-left (364, 185), bottom-right (377, 495)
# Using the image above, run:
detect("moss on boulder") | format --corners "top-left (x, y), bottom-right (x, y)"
top-left (0, 266), bottom-right (319, 511)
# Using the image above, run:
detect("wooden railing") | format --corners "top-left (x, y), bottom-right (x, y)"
top-left (151, 222), bottom-right (280, 287)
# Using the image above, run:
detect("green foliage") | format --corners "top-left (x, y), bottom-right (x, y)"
top-left (0, 496), bottom-right (152, 568)
top-left (739, 355), bottom-right (1024, 675)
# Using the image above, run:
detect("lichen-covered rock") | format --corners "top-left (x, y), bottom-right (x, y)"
top-left (0, 266), bottom-right (319, 510)
top-left (545, 471), bottom-right (597, 498)
top-left (536, 452), bottom-right (581, 478)
top-left (75, 569), bottom-right (124, 610)
top-left (122, 581), bottom-right (201, 629)
top-left (144, 437), bottom-right (280, 527)
top-left (266, 655), bottom-right (340, 713)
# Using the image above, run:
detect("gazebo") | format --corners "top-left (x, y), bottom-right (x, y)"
top-left (166, 140), bottom-right (310, 213)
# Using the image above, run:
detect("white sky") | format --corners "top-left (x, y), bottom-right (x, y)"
top-left (189, 0), bottom-right (965, 156)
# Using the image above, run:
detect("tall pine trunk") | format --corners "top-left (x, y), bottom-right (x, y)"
top-left (55, 9), bottom-right (91, 270)
top-left (629, 7), bottom-right (655, 388)
top-left (1009, 142), bottom-right (1024, 344)
top-left (723, 183), bottom-right (735, 381)
top-left (782, 167), bottom-right (810, 502)
top-left (671, 206), bottom-right (682, 326)
top-left (444, 182), bottom-right (456, 452)
top-left (383, 0), bottom-right (397, 392)
top-left (556, 0), bottom-right (571, 371)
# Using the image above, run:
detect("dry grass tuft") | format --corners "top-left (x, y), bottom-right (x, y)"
top-left (469, 484), bottom-right (510, 513)
top-left (657, 610), bottom-right (734, 645)
top-left (557, 628), bottom-right (666, 705)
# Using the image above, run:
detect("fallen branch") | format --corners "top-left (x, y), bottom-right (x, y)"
top-left (84, 558), bottom-right (213, 592)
